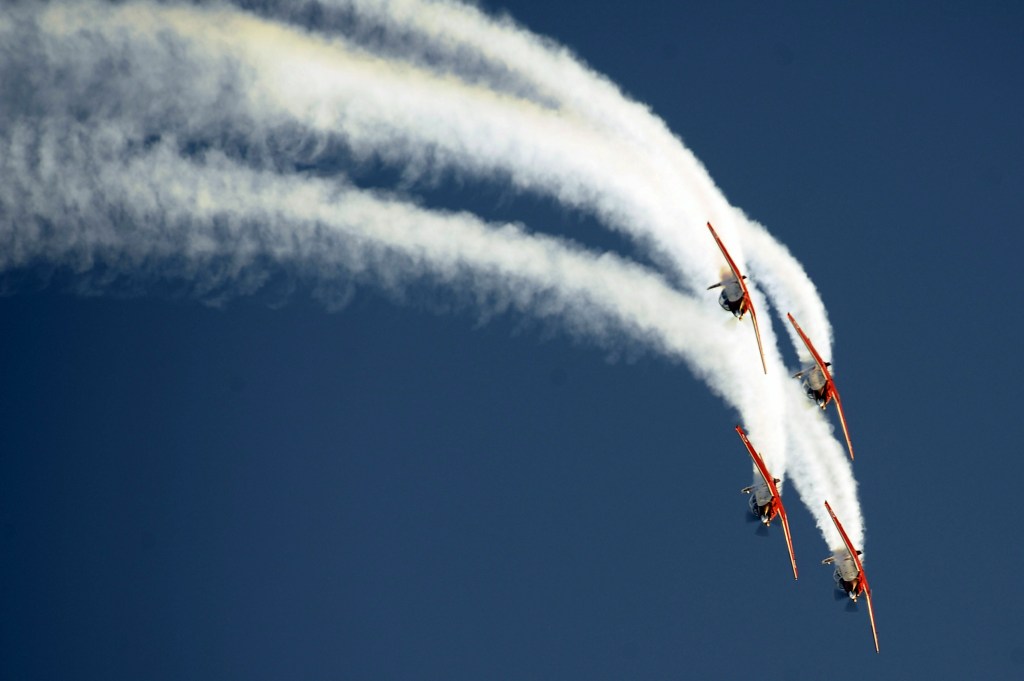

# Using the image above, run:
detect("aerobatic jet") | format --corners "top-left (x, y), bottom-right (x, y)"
top-left (822, 501), bottom-right (879, 653)
top-left (735, 425), bottom-right (797, 580)
top-left (706, 222), bottom-right (767, 374)
top-left (787, 312), bottom-right (854, 460)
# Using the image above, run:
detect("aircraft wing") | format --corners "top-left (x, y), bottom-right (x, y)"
top-left (863, 577), bottom-right (880, 653)
top-left (707, 222), bottom-right (746, 284)
top-left (736, 426), bottom-right (797, 579)
top-left (709, 223), bottom-right (767, 374)
top-left (786, 313), bottom-right (833, 382)
top-left (746, 298), bottom-right (768, 375)
top-left (824, 501), bottom-right (862, 577)
top-left (736, 425), bottom-right (775, 492)
top-left (825, 501), bottom-right (879, 653)
top-left (777, 498), bottom-right (799, 581)
top-left (830, 385), bottom-right (855, 460)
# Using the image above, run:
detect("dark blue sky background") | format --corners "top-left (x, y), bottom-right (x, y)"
top-left (3, 1), bottom-right (1023, 678)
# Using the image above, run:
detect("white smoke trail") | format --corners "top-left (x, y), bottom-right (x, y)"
top-left (0, 0), bottom-right (862, 549)
top-left (21, 1), bottom-right (742, 302)
top-left (0, 119), bottom-right (778, 431)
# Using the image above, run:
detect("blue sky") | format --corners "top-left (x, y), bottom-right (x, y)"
top-left (2, 1), bottom-right (1023, 678)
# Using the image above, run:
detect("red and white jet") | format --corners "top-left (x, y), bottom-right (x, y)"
top-left (823, 501), bottom-right (879, 653)
top-left (787, 312), bottom-right (854, 460)
top-left (735, 425), bottom-right (798, 580)
top-left (706, 223), bottom-right (767, 374)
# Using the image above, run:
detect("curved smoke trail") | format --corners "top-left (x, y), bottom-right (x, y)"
top-left (0, 0), bottom-right (861, 550)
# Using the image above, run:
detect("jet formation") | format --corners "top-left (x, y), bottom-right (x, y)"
top-left (707, 223), bottom-right (878, 653)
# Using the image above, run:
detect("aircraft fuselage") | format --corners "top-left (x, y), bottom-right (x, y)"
top-left (748, 480), bottom-right (776, 524)
top-left (832, 555), bottom-right (862, 600)
top-left (800, 366), bottom-right (829, 407)
top-left (717, 280), bottom-right (746, 318)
